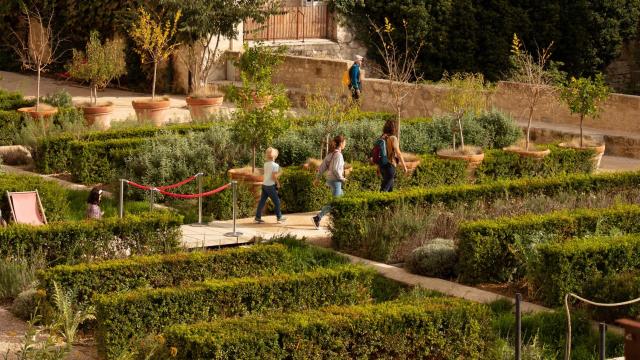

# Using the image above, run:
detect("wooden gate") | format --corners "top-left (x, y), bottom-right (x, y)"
top-left (244, 5), bottom-right (329, 41)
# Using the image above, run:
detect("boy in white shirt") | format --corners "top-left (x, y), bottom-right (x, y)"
top-left (255, 147), bottom-right (286, 224)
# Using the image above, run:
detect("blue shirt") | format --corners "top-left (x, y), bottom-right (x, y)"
top-left (349, 64), bottom-right (361, 90)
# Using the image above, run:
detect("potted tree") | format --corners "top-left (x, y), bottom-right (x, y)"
top-left (10, 3), bottom-right (65, 120)
top-left (165, 0), bottom-right (277, 120)
top-left (235, 42), bottom-right (286, 109)
top-left (436, 72), bottom-right (490, 168)
top-left (67, 31), bottom-right (126, 129)
top-left (558, 73), bottom-right (611, 168)
top-left (129, 7), bottom-right (181, 126)
top-left (504, 34), bottom-right (560, 158)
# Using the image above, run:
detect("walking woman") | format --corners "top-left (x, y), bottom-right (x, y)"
top-left (376, 119), bottom-right (407, 192)
top-left (312, 135), bottom-right (347, 229)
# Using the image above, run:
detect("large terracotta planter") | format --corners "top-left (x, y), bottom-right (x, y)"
top-left (228, 167), bottom-right (264, 200)
top-left (78, 101), bottom-right (113, 130)
top-left (303, 158), bottom-right (353, 176)
top-left (17, 106), bottom-right (58, 120)
top-left (559, 142), bottom-right (606, 169)
top-left (503, 146), bottom-right (551, 159)
top-left (251, 94), bottom-right (272, 110)
top-left (402, 153), bottom-right (421, 172)
top-left (437, 147), bottom-right (485, 177)
top-left (132, 98), bottom-right (171, 126)
top-left (186, 95), bottom-right (223, 120)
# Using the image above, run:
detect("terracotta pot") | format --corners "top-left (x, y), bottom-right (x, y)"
top-left (437, 148), bottom-right (485, 178)
top-left (17, 106), bottom-right (58, 120)
top-left (503, 146), bottom-right (551, 159)
top-left (228, 167), bottom-right (264, 200)
top-left (559, 142), bottom-right (606, 169)
top-left (186, 95), bottom-right (223, 120)
top-left (303, 158), bottom-right (353, 176)
top-left (251, 95), bottom-right (272, 110)
top-left (132, 98), bottom-right (171, 126)
top-left (402, 153), bottom-right (421, 172)
top-left (79, 101), bottom-right (113, 130)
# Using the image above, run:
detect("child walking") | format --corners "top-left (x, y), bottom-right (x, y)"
top-left (255, 147), bottom-right (286, 224)
top-left (312, 135), bottom-right (347, 229)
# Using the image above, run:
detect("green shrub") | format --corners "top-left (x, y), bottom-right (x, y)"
top-left (95, 265), bottom-right (374, 359)
top-left (0, 89), bottom-right (35, 111)
top-left (531, 234), bottom-right (640, 306)
top-left (331, 171), bottom-right (640, 260)
top-left (474, 111), bottom-right (523, 149)
top-left (0, 110), bottom-right (25, 146)
top-left (0, 174), bottom-right (71, 222)
top-left (202, 175), bottom-right (256, 220)
top-left (70, 137), bottom-right (150, 184)
top-left (278, 167), bottom-right (331, 213)
top-left (271, 128), bottom-right (316, 167)
top-left (0, 254), bottom-right (45, 301)
top-left (406, 238), bottom-right (457, 277)
top-left (0, 211), bottom-right (183, 265)
top-left (10, 289), bottom-right (42, 321)
top-left (41, 90), bottom-right (74, 108)
top-left (476, 146), bottom-right (595, 183)
top-left (38, 244), bottom-right (290, 306)
top-left (161, 297), bottom-right (493, 360)
top-left (582, 271), bottom-right (640, 322)
top-left (457, 204), bottom-right (640, 285)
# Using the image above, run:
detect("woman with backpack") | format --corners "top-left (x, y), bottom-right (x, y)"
top-left (312, 135), bottom-right (347, 229)
top-left (371, 120), bottom-right (407, 192)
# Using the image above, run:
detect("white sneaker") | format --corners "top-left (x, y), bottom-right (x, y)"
top-left (277, 217), bottom-right (287, 224)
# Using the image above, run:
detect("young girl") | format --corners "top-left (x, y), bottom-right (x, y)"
top-left (313, 135), bottom-right (347, 229)
top-left (255, 147), bottom-right (286, 224)
top-left (86, 187), bottom-right (104, 220)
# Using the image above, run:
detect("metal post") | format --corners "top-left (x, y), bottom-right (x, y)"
top-left (119, 179), bottom-right (125, 219)
top-left (515, 293), bottom-right (522, 360)
top-left (599, 322), bottom-right (606, 360)
top-left (149, 189), bottom-right (154, 211)
top-left (224, 181), bottom-right (243, 237)
top-left (197, 173), bottom-right (203, 225)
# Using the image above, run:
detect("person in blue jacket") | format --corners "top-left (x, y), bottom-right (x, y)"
top-left (348, 55), bottom-right (364, 102)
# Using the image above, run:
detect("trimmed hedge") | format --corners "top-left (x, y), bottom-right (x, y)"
top-left (531, 234), bottom-right (640, 306)
top-left (95, 265), bottom-right (374, 359)
top-left (34, 123), bottom-right (213, 174)
top-left (457, 204), bottom-right (640, 284)
top-left (583, 271), bottom-right (640, 321)
top-left (0, 110), bottom-right (25, 146)
top-left (38, 244), bottom-right (290, 305)
top-left (162, 297), bottom-right (493, 359)
top-left (331, 171), bottom-right (640, 258)
top-left (0, 212), bottom-right (183, 265)
top-left (475, 146), bottom-right (595, 183)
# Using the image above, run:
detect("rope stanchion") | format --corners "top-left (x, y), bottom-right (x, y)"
top-left (156, 183), bottom-right (231, 199)
top-left (564, 292), bottom-right (640, 360)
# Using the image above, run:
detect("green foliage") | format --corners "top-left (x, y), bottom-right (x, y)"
top-left (161, 297), bottom-right (493, 359)
top-left (457, 204), bottom-right (640, 285)
top-left (0, 174), bottom-right (71, 222)
top-left (331, 171), bottom-right (640, 261)
top-left (559, 73), bottom-right (611, 121)
top-left (40, 90), bottom-right (74, 108)
top-left (0, 253), bottom-right (45, 301)
top-left (95, 266), bottom-right (374, 359)
top-left (235, 42), bottom-right (286, 98)
top-left (583, 271), bottom-right (640, 322)
top-left (0, 89), bottom-right (35, 110)
top-left (475, 146), bottom-right (595, 183)
top-left (11, 289), bottom-right (42, 321)
top-left (50, 281), bottom-right (96, 345)
top-left (531, 234), bottom-right (640, 306)
top-left (0, 211), bottom-right (183, 265)
top-left (333, 0), bottom-right (640, 82)
top-left (201, 175), bottom-right (256, 220)
top-left (406, 238), bottom-right (457, 277)
top-left (38, 244), bottom-right (290, 306)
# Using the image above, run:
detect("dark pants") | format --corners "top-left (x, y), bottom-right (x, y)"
top-left (380, 163), bottom-right (396, 192)
top-left (255, 185), bottom-right (282, 220)
top-left (351, 88), bottom-right (360, 101)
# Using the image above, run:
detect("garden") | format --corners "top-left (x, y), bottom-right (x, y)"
top-left (0, 0), bottom-right (639, 359)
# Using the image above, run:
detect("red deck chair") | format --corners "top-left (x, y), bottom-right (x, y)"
top-left (6, 190), bottom-right (47, 226)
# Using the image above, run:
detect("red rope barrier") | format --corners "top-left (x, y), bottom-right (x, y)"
top-left (156, 183), bottom-right (231, 199)
top-left (126, 174), bottom-right (199, 192)
top-left (127, 180), bottom-right (151, 191)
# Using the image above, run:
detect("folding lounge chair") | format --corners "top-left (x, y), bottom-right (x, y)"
top-left (6, 190), bottom-right (47, 226)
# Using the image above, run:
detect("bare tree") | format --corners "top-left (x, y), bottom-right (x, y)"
top-left (369, 17), bottom-right (423, 140)
top-left (509, 34), bottom-right (558, 151)
top-left (9, 2), bottom-right (66, 111)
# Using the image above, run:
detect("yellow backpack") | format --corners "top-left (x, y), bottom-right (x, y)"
top-left (341, 70), bottom-right (350, 87)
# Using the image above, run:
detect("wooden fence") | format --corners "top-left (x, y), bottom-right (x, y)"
top-left (244, 5), bottom-right (329, 41)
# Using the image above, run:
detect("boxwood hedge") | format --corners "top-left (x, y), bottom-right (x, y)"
top-left (95, 265), bottom-right (374, 359)
top-left (161, 297), bottom-right (493, 360)
top-left (457, 204), bottom-right (640, 284)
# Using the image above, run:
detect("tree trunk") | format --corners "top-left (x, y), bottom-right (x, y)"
top-left (252, 145), bottom-right (256, 174)
top-left (36, 67), bottom-right (41, 111)
top-left (526, 106), bottom-right (534, 151)
top-left (580, 114), bottom-right (584, 148)
top-left (458, 115), bottom-right (465, 151)
top-left (395, 110), bottom-right (401, 142)
top-left (152, 61), bottom-right (158, 101)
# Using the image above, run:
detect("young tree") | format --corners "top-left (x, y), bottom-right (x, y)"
top-left (438, 72), bottom-right (490, 152)
top-left (559, 73), bottom-right (611, 148)
top-left (68, 31), bottom-right (126, 105)
top-left (9, 1), bottom-right (65, 111)
top-left (369, 17), bottom-right (423, 139)
top-left (509, 34), bottom-right (560, 151)
top-left (129, 7), bottom-right (182, 101)
top-left (162, 0), bottom-right (278, 96)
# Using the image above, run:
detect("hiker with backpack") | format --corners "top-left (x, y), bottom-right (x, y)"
top-left (371, 119), bottom-right (408, 192)
top-left (312, 135), bottom-right (347, 229)
top-left (348, 55), bottom-right (364, 102)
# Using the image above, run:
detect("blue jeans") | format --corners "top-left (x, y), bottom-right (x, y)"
top-left (318, 180), bottom-right (343, 220)
top-left (380, 163), bottom-right (396, 192)
top-left (255, 185), bottom-right (282, 220)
